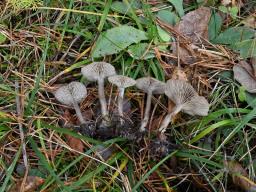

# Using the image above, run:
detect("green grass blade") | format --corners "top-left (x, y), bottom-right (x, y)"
top-left (0, 146), bottom-right (21, 192)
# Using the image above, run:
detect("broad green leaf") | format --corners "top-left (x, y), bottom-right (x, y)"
top-left (92, 25), bottom-right (148, 58)
top-left (0, 32), bottom-right (6, 44)
top-left (213, 27), bottom-right (255, 45)
top-left (111, 1), bottom-right (130, 14)
top-left (157, 25), bottom-right (171, 42)
top-left (127, 43), bottom-right (155, 60)
top-left (111, 0), bottom-right (141, 14)
top-left (208, 12), bottom-right (222, 40)
top-left (156, 10), bottom-right (179, 26)
top-left (167, 0), bottom-right (184, 17)
top-left (232, 38), bottom-right (256, 58)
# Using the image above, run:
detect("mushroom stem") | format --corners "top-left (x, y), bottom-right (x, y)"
top-left (98, 78), bottom-right (108, 118)
top-left (71, 99), bottom-right (86, 124)
top-left (118, 87), bottom-right (125, 124)
top-left (159, 106), bottom-right (182, 133)
top-left (140, 91), bottom-right (152, 132)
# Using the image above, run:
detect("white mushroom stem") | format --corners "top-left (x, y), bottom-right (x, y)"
top-left (118, 87), bottom-right (125, 124)
top-left (159, 105), bottom-right (182, 133)
top-left (97, 78), bottom-right (108, 118)
top-left (140, 91), bottom-right (152, 132)
top-left (71, 98), bottom-right (86, 124)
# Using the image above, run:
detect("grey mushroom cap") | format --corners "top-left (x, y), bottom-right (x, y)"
top-left (108, 75), bottom-right (136, 88)
top-left (136, 77), bottom-right (165, 94)
top-left (165, 79), bottom-right (197, 105)
top-left (81, 62), bottom-right (116, 81)
top-left (54, 81), bottom-right (87, 106)
top-left (182, 96), bottom-right (209, 116)
top-left (165, 79), bottom-right (209, 116)
top-left (233, 62), bottom-right (256, 93)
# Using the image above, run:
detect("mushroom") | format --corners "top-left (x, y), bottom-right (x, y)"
top-left (81, 62), bottom-right (116, 119)
top-left (108, 75), bottom-right (136, 124)
top-left (233, 60), bottom-right (256, 93)
top-left (159, 79), bottom-right (209, 133)
top-left (136, 77), bottom-right (166, 132)
top-left (54, 81), bottom-right (87, 124)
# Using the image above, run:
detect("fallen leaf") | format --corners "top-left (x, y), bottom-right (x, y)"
top-left (174, 7), bottom-right (211, 44)
top-left (172, 7), bottom-right (211, 64)
top-left (233, 61), bottom-right (256, 93)
top-left (9, 176), bottom-right (44, 192)
top-left (66, 134), bottom-right (84, 153)
top-left (224, 160), bottom-right (256, 191)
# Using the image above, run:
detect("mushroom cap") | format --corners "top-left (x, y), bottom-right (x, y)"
top-left (165, 79), bottom-right (209, 116)
top-left (136, 77), bottom-right (165, 94)
top-left (182, 96), bottom-right (209, 116)
top-left (108, 75), bottom-right (136, 88)
top-left (233, 62), bottom-right (256, 93)
top-left (54, 81), bottom-right (87, 106)
top-left (81, 62), bottom-right (116, 81)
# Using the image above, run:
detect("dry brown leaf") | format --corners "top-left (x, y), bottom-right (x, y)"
top-left (9, 176), bottom-right (44, 192)
top-left (233, 61), bottom-right (256, 93)
top-left (66, 134), bottom-right (84, 153)
top-left (175, 7), bottom-right (211, 44)
top-left (172, 7), bottom-right (211, 64)
top-left (224, 160), bottom-right (256, 191)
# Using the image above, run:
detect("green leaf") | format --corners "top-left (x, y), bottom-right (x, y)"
top-left (208, 11), bottom-right (222, 40)
top-left (128, 43), bottom-right (155, 60)
top-left (238, 86), bottom-right (246, 102)
top-left (218, 5), bottom-right (228, 13)
top-left (167, 0), bottom-right (184, 17)
top-left (213, 27), bottom-right (255, 45)
top-left (92, 25), bottom-right (148, 58)
top-left (157, 25), bottom-right (171, 42)
top-left (231, 38), bottom-right (256, 58)
top-left (245, 93), bottom-right (256, 108)
top-left (111, 1), bottom-right (130, 14)
top-left (156, 10), bottom-right (179, 26)
top-left (229, 6), bottom-right (238, 19)
top-left (0, 32), bottom-right (6, 44)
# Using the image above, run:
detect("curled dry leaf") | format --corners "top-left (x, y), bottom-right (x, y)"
top-left (172, 7), bottom-right (211, 64)
top-left (233, 61), bottom-right (256, 93)
top-left (9, 176), bottom-right (44, 192)
top-left (224, 160), bottom-right (256, 191)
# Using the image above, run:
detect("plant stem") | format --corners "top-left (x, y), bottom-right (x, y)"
top-left (98, 78), bottom-right (108, 117)
top-left (159, 106), bottom-right (181, 133)
top-left (72, 100), bottom-right (86, 124)
top-left (139, 91), bottom-right (152, 132)
top-left (118, 87), bottom-right (125, 125)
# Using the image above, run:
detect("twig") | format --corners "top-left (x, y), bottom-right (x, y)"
top-left (15, 81), bottom-right (29, 192)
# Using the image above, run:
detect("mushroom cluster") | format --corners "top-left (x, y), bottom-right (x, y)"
top-left (53, 61), bottom-right (210, 157)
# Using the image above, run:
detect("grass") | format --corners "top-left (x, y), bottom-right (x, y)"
top-left (0, 0), bottom-right (256, 191)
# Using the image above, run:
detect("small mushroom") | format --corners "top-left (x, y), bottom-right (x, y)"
top-left (233, 61), bottom-right (256, 93)
top-left (108, 75), bottom-right (136, 124)
top-left (136, 77), bottom-right (165, 131)
top-left (54, 81), bottom-right (87, 124)
top-left (81, 62), bottom-right (116, 118)
top-left (159, 79), bottom-right (209, 133)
